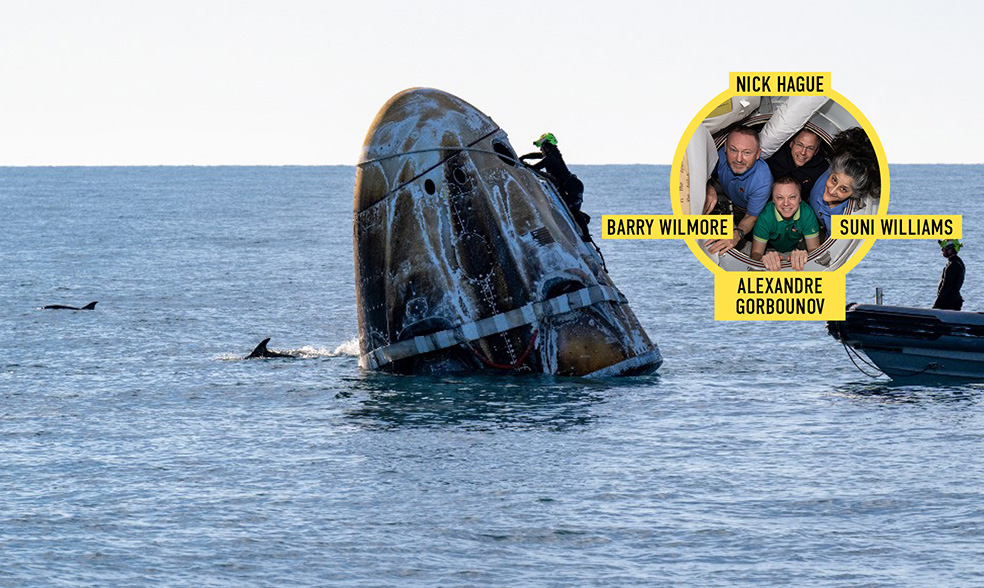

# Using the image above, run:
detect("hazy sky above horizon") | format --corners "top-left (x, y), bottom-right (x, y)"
top-left (2, 0), bottom-right (981, 165)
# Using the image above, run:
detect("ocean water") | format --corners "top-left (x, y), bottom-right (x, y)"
top-left (2, 164), bottom-right (984, 587)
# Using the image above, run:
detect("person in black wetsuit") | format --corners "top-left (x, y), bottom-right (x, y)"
top-left (934, 239), bottom-right (965, 311)
top-left (520, 132), bottom-right (590, 240)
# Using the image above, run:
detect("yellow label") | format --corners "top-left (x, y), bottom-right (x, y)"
top-left (602, 215), bottom-right (732, 239)
top-left (829, 215), bottom-right (962, 240)
top-left (729, 72), bottom-right (831, 95)
top-left (715, 273), bottom-right (846, 321)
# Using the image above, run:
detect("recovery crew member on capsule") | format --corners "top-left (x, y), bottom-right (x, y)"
top-left (520, 132), bottom-right (591, 240)
top-left (934, 239), bottom-right (965, 311)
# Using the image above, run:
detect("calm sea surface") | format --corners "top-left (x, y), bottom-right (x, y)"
top-left (2, 165), bottom-right (984, 586)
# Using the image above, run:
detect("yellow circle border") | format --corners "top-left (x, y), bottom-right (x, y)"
top-left (670, 85), bottom-right (891, 277)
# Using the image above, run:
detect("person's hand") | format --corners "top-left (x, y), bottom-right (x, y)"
top-left (789, 249), bottom-right (808, 271)
top-left (706, 231), bottom-right (739, 255)
top-left (762, 250), bottom-right (782, 272)
top-left (702, 184), bottom-right (718, 215)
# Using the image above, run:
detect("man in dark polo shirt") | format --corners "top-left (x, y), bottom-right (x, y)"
top-left (766, 128), bottom-right (829, 196)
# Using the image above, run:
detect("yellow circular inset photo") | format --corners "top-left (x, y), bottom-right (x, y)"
top-left (673, 85), bottom-right (889, 275)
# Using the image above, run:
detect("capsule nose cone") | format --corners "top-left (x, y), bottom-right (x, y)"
top-left (360, 88), bottom-right (498, 161)
top-left (355, 88), bottom-right (500, 213)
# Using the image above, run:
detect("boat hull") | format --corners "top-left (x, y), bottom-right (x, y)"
top-left (828, 304), bottom-right (984, 380)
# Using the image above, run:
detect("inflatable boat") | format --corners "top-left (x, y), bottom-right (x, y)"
top-left (827, 303), bottom-right (984, 380)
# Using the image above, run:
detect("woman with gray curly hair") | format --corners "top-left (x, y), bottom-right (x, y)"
top-left (808, 128), bottom-right (880, 240)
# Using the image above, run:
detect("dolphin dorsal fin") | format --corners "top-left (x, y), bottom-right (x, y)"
top-left (246, 338), bottom-right (272, 359)
top-left (81, 301), bottom-right (98, 310)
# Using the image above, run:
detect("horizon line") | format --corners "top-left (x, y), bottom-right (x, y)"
top-left (2, 162), bottom-right (982, 168)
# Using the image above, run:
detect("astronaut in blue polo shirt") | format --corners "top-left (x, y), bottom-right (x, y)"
top-left (704, 127), bottom-right (774, 255)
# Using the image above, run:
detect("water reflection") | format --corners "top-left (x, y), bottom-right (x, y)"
top-left (341, 372), bottom-right (658, 430)
top-left (831, 380), bottom-right (983, 405)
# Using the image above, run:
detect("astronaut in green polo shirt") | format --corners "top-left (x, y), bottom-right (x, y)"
top-left (750, 176), bottom-right (821, 271)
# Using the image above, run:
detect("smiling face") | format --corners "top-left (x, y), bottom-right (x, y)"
top-left (790, 130), bottom-right (820, 167)
top-left (772, 181), bottom-right (801, 220)
top-left (823, 171), bottom-right (855, 205)
top-left (725, 131), bottom-right (761, 175)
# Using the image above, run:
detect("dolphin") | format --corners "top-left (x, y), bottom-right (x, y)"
top-left (245, 338), bottom-right (295, 359)
top-left (43, 301), bottom-right (98, 310)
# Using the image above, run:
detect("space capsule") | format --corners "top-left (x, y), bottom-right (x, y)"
top-left (353, 88), bottom-right (660, 376)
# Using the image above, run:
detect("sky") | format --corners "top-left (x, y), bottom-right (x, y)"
top-left (2, 0), bottom-right (982, 165)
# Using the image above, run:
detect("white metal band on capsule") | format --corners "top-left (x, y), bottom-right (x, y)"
top-left (361, 285), bottom-right (629, 370)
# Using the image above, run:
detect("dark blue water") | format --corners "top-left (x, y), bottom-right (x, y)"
top-left (3, 165), bottom-right (984, 586)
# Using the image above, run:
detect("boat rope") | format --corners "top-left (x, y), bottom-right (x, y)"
top-left (360, 146), bottom-right (528, 168)
top-left (840, 340), bottom-right (885, 378)
top-left (588, 238), bottom-right (607, 271)
top-left (471, 328), bottom-right (539, 371)
top-left (361, 284), bottom-right (626, 370)
top-left (892, 364), bottom-right (937, 378)
top-left (359, 143), bottom-right (607, 268)
top-left (359, 145), bottom-right (561, 202)
top-left (840, 340), bottom-right (938, 380)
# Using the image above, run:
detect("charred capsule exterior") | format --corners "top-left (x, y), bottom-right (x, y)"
top-left (354, 88), bottom-right (660, 376)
